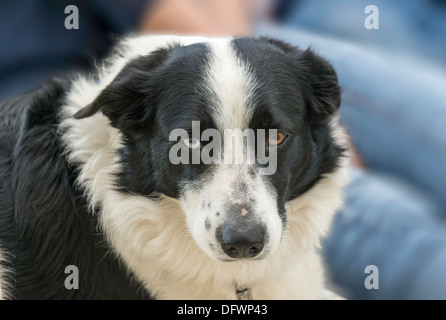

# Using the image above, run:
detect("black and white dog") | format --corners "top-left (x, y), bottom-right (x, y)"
top-left (0, 35), bottom-right (349, 299)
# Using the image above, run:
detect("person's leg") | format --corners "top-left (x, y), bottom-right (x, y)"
top-left (254, 24), bottom-right (446, 210)
top-left (280, 0), bottom-right (446, 65)
top-left (323, 168), bottom-right (446, 299)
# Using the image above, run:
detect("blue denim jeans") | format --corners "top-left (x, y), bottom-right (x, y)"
top-left (325, 168), bottom-right (446, 299)
top-left (255, 1), bottom-right (446, 298)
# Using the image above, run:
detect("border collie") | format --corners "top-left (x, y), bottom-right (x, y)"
top-left (0, 35), bottom-right (349, 299)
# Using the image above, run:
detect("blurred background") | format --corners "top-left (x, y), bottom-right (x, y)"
top-left (1, 0), bottom-right (445, 299)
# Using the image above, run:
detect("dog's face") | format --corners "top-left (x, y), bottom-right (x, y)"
top-left (75, 37), bottom-right (343, 262)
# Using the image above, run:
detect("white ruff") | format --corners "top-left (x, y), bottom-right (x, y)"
top-left (59, 35), bottom-right (350, 299)
top-left (0, 244), bottom-right (12, 300)
top-left (0, 246), bottom-right (4, 299)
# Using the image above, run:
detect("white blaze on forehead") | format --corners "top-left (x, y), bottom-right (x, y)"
top-left (205, 39), bottom-right (257, 131)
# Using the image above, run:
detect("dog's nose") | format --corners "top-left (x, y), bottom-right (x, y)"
top-left (218, 223), bottom-right (265, 259)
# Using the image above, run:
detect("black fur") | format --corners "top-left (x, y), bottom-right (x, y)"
top-left (232, 38), bottom-right (344, 222)
top-left (0, 79), bottom-right (150, 299)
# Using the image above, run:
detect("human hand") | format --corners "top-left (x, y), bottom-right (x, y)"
top-left (139, 0), bottom-right (253, 37)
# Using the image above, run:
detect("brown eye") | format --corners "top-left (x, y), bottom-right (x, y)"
top-left (268, 132), bottom-right (287, 146)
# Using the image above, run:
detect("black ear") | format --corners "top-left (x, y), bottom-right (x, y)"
top-left (73, 46), bottom-right (173, 132)
top-left (259, 37), bottom-right (341, 126)
top-left (73, 100), bottom-right (100, 119)
top-left (297, 48), bottom-right (341, 126)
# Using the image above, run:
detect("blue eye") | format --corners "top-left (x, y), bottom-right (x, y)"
top-left (183, 137), bottom-right (201, 149)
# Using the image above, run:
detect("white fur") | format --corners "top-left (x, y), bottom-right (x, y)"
top-left (205, 38), bottom-right (256, 130)
top-left (59, 35), bottom-right (350, 299)
top-left (0, 245), bottom-right (4, 300)
top-left (0, 244), bottom-right (11, 300)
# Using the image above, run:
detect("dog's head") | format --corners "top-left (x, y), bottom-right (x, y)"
top-left (74, 36), bottom-right (344, 262)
